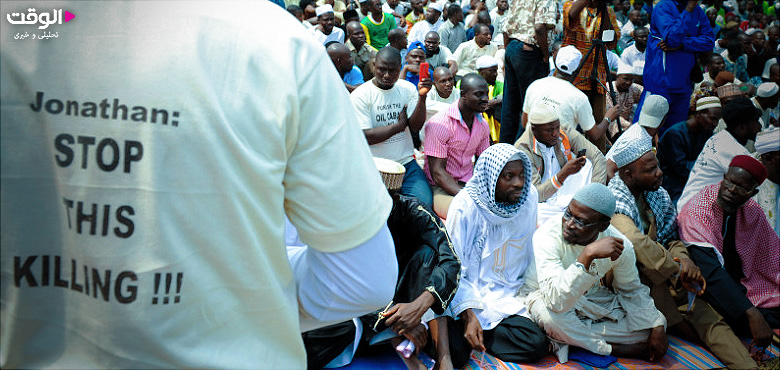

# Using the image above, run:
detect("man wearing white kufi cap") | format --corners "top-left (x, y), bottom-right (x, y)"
top-left (752, 82), bottom-right (779, 128)
top-left (607, 119), bottom-right (757, 369)
top-left (525, 183), bottom-right (668, 363)
top-left (476, 55), bottom-right (503, 142)
top-left (605, 94), bottom-right (668, 181)
top-left (755, 127), bottom-right (780, 236)
top-left (606, 62), bottom-right (644, 138)
top-left (313, 4), bottom-right (345, 45)
top-left (657, 96), bottom-right (722, 203)
top-left (515, 103), bottom-right (605, 203)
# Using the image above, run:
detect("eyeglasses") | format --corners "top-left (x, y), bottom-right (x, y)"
top-left (563, 208), bottom-right (601, 229)
top-left (722, 178), bottom-right (753, 196)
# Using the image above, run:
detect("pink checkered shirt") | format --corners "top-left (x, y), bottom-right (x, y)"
top-left (423, 101), bottom-right (491, 185)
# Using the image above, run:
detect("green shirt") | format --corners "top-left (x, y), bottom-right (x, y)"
top-left (361, 13), bottom-right (397, 50)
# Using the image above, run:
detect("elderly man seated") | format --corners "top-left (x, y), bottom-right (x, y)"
top-left (292, 159), bottom-right (461, 369)
top-left (443, 144), bottom-right (549, 365)
top-left (526, 183), bottom-right (668, 364)
top-left (423, 73), bottom-right (491, 218)
top-left (607, 128), bottom-right (757, 368)
top-left (680, 156), bottom-right (780, 349)
top-left (516, 103), bottom-right (605, 205)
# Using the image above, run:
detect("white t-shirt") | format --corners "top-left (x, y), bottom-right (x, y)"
top-left (677, 130), bottom-right (750, 213)
top-left (313, 26), bottom-right (345, 45)
top-left (449, 40), bottom-right (499, 76)
top-left (620, 44), bottom-right (646, 68)
top-left (0, 2), bottom-right (391, 368)
top-left (409, 19), bottom-right (443, 44)
top-left (523, 76), bottom-right (596, 131)
top-left (351, 80), bottom-right (419, 164)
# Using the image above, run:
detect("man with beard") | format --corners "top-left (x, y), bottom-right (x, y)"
top-left (680, 156), bottom-right (779, 350)
top-left (424, 73), bottom-right (492, 217)
top-left (408, 2), bottom-right (444, 44)
top-left (526, 183), bottom-right (668, 363)
top-left (607, 128), bottom-right (756, 369)
top-left (657, 97), bottom-right (722, 204)
top-left (313, 5), bottom-right (346, 44)
top-left (443, 144), bottom-right (549, 365)
top-left (346, 20), bottom-right (378, 81)
top-left (352, 47), bottom-right (434, 208)
top-left (423, 31), bottom-right (458, 75)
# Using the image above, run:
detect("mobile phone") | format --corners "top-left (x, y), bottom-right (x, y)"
top-left (577, 149), bottom-right (586, 157)
top-left (419, 62), bottom-right (430, 79)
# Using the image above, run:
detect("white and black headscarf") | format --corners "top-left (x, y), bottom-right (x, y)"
top-left (464, 143), bottom-right (533, 218)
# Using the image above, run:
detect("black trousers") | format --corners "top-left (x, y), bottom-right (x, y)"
top-left (688, 245), bottom-right (780, 334)
top-left (448, 314), bottom-right (549, 365)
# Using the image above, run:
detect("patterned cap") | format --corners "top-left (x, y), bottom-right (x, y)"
top-left (610, 124), bottom-right (653, 168)
top-left (755, 127), bottom-right (780, 155)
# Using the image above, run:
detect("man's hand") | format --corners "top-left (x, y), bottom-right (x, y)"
top-left (579, 237), bottom-right (624, 267)
top-left (605, 106), bottom-right (619, 122)
top-left (746, 307), bottom-right (774, 348)
top-left (397, 106), bottom-right (409, 128)
top-left (674, 257), bottom-right (706, 294)
top-left (418, 77), bottom-right (432, 96)
top-left (384, 292), bottom-right (435, 335)
top-left (558, 156), bottom-right (587, 183)
top-left (403, 323), bottom-right (429, 352)
top-left (461, 309), bottom-right (485, 351)
top-left (657, 40), bottom-right (682, 52)
top-left (647, 326), bottom-right (668, 362)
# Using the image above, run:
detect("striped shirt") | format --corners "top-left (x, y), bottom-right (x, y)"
top-left (423, 101), bottom-right (491, 185)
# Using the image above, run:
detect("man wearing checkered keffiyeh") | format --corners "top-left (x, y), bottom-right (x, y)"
top-left (607, 130), bottom-right (757, 369)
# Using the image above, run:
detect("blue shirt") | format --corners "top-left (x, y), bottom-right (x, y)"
top-left (657, 120), bottom-right (711, 203)
top-left (644, 0), bottom-right (713, 94)
top-left (343, 65), bottom-right (365, 87)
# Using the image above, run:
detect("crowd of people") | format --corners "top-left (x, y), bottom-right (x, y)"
top-left (1, 0), bottom-right (778, 368)
top-left (285, 0), bottom-right (779, 368)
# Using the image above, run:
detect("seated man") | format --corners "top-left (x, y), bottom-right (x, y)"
top-left (327, 42), bottom-right (365, 92)
top-left (606, 62), bottom-right (644, 138)
top-left (607, 129), bottom-right (757, 368)
top-left (425, 66), bottom-right (460, 121)
top-left (444, 144), bottom-right (549, 364)
top-left (423, 73), bottom-right (491, 218)
top-left (516, 103), bottom-right (605, 205)
top-left (677, 97), bottom-right (762, 212)
top-left (423, 31), bottom-right (458, 76)
top-left (475, 55), bottom-right (503, 143)
top-left (755, 127), bottom-right (780, 236)
top-left (605, 94), bottom-right (669, 181)
top-left (294, 159), bottom-right (461, 369)
top-left (523, 46), bottom-right (616, 148)
top-left (408, 5), bottom-right (443, 44)
top-left (526, 183), bottom-right (668, 363)
top-left (449, 23), bottom-right (498, 77)
top-left (352, 47), bottom-right (433, 208)
top-left (313, 5), bottom-right (345, 45)
top-left (679, 156), bottom-right (779, 349)
top-left (346, 20), bottom-right (378, 81)
top-left (657, 97), bottom-right (722, 204)
top-left (754, 82), bottom-right (779, 128)
top-left (400, 41), bottom-right (426, 86)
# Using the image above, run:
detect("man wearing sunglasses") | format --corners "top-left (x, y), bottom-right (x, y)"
top-left (526, 183), bottom-right (668, 363)
top-left (607, 125), bottom-right (756, 368)
top-left (679, 155), bottom-right (779, 353)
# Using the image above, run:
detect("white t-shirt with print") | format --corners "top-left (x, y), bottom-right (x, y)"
top-left (351, 80), bottom-right (419, 164)
top-left (523, 76), bottom-right (596, 132)
top-left (0, 2), bottom-right (391, 368)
